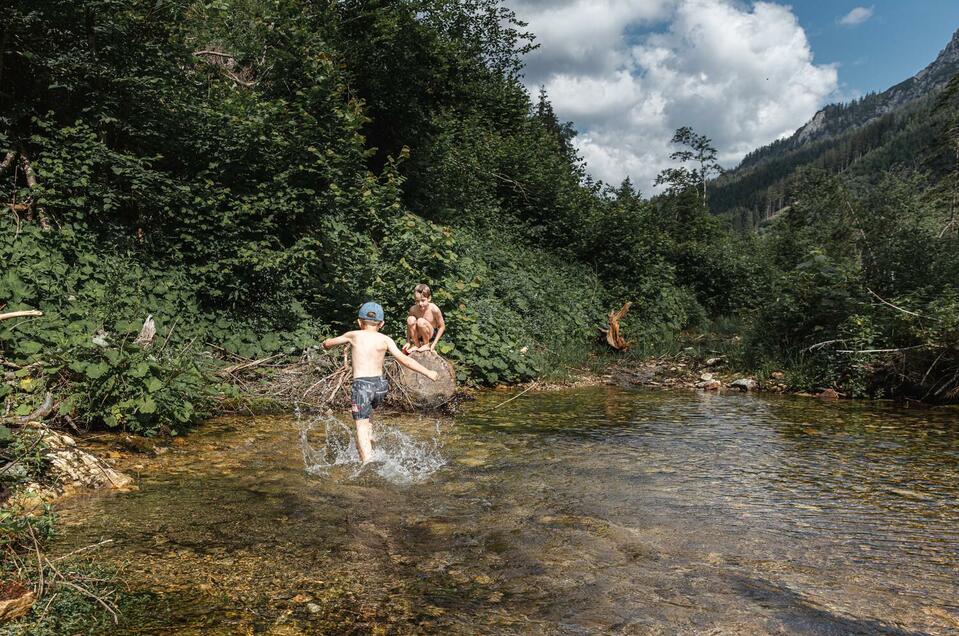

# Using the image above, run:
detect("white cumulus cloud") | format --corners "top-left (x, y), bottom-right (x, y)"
top-left (838, 6), bottom-right (874, 27)
top-left (512, 0), bottom-right (839, 191)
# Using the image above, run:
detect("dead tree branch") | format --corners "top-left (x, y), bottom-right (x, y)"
top-left (12, 393), bottom-right (56, 428)
top-left (866, 287), bottom-right (928, 319)
top-left (599, 301), bottom-right (633, 351)
top-left (0, 150), bottom-right (16, 175)
top-left (18, 152), bottom-right (50, 230)
top-left (0, 309), bottom-right (42, 321)
top-left (193, 49), bottom-right (256, 87)
top-left (835, 345), bottom-right (929, 355)
top-left (806, 339), bottom-right (846, 352)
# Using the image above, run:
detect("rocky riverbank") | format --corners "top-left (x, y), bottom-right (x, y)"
top-left (529, 353), bottom-right (848, 401)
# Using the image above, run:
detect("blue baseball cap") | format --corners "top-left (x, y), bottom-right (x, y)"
top-left (358, 302), bottom-right (384, 322)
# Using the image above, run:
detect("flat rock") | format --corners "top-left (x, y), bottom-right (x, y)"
top-left (729, 378), bottom-right (758, 392)
top-left (24, 425), bottom-right (134, 491)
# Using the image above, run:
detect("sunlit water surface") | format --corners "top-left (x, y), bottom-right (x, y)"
top-left (53, 388), bottom-right (959, 634)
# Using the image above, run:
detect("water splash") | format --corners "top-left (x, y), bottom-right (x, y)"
top-left (297, 413), bottom-right (446, 485)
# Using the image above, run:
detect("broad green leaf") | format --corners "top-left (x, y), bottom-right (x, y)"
top-left (138, 397), bottom-right (157, 415)
top-left (85, 362), bottom-right (110, 379)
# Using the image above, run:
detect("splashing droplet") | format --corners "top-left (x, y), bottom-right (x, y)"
top-left (297, 413), bottom-right (446, 485)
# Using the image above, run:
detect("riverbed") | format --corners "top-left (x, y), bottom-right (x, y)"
top-left (53, 387), bottom-right (959, 634)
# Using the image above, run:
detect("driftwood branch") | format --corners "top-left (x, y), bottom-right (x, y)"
top-left (488, 382), bottom-right (538, 411)
top-left (806, 339), bottom-right (845, 352)
top-left (323, 346), bottom-right (350, 404)
top-left (215, 353), bottom-right (282, 378)
top-left (599, 301), bottom-right (633, 351)
top-left (0, 310), bottom-right (42, 321)
top-left (192, 49), bottom-right (236, 60)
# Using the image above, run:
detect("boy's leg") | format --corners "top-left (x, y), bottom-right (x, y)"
top-left (415, 318), bottom-right (433, 351)
top-left (405, 316), bottom-right (419, 351)
top-left (354, 418), bottom-right (373, 463)
top-left (351, 378), bottom-right (376, 463)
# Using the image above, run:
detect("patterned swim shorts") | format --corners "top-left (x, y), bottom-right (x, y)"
top-left (351, 376), bottom-right (389, 420)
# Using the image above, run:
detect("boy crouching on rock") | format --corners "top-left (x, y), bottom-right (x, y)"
top-left (404, 283), bottom-right (445, 353)
top-left (322, 302), bottom-right (438, 464)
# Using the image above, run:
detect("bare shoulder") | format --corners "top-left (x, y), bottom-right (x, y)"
top-left (429, 302), bottom-right (443, 313)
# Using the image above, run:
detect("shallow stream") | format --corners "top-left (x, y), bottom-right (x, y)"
top-left (54, 388), bottom-right (959, 634)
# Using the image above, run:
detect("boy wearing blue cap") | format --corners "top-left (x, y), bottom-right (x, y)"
top-left (322, 302), bottom-right (438, 463)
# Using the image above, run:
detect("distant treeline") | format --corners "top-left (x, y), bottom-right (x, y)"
top-left (712, 88), bottom-right (958, 228)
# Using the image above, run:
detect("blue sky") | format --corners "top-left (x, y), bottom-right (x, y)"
top-left (789, 1), bottom-right (959, 98)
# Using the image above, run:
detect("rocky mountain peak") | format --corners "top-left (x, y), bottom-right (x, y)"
top-left (741, 28), bottom-right (959, 168)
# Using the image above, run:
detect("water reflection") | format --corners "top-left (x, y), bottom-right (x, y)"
top-left (52, 388), bottom-right (959, 634)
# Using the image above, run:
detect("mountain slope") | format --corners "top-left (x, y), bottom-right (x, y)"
top-left (712, 28), bottom-right (959, 224)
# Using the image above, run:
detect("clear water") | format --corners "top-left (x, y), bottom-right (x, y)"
top-left (52, 387), bottom-right (959, 634)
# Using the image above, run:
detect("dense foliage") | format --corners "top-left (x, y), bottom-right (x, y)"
top-left (0, 0), bottom-right (639, 436)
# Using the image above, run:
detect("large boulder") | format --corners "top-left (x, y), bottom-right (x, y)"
top-left (387, 351), bottom-right (457, 409)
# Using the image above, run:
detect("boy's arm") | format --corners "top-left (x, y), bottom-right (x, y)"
top-left (322, 333), bottom-right (351, 350)
top-left (386, 337), bottom-right (438, 380)
top-left (429, 304), bottom-right (446, 351)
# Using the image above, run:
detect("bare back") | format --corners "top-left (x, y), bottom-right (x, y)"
top-left (344, 330), bottom-right (392, 378)
top-left (323, 324), bottom-right (434, 382)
